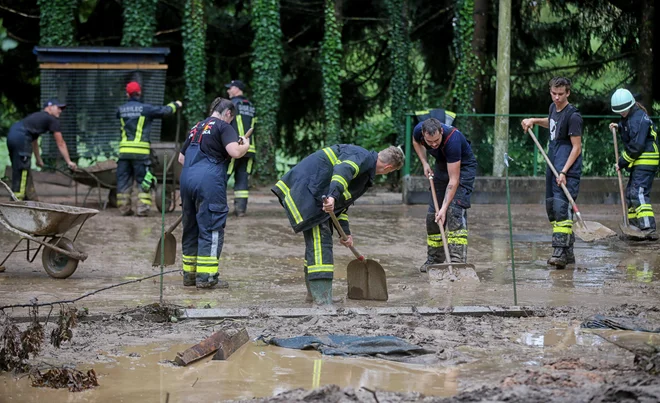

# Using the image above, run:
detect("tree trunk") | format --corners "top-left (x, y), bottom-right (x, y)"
top-left (637, 0), bottom-right (653, 108)
top-left (472, 0), bottom-right (489, 113)
top-left (492, 0), bottom-right (511, 177)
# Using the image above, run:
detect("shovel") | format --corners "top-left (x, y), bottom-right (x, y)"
top-left (527, 128), bottom-right (616, 242)
top-left (324, 199), bottom-right (388, 301)
top-left (611, 127), bottom-right (647, 239)
top-left (152, 215), bottom-right (183, 267)
top-left (426, 176), bottom-right (479, 282)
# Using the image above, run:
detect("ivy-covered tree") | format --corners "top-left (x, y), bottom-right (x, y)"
top-left (121, 0), bottom-right (158, 47)
top-left (38, 0), bottom-right (77, 46)
top-left (385, 0), bottom-right (410, 145)
top-left (251, 0), bottom-right (282, 182)
top-left (321, 0), bottom-right (343, 145)
top-left (182, 0), bottom-right (206, 126)
top-left (452, 0), bottom-right (478, 113)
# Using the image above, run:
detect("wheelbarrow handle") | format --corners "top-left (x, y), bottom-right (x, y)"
top-left (322, 196), bottom-right (364, 261)
top-left (0, 180), bottom-right (19, 202)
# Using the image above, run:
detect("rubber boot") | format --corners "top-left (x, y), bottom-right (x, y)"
top-left (566, 246), bottom-right (575, 264)
top-left (547, 247), bottom-right (567, 269)
top-left (419, 246), bottom-right (445, 273)
top-left (234, 198), bottom-right (248, 217)
top-left (308, 279), bottom-right (333, 305)
top-left (304, 267), bottom-right (313, 303)
top-left (642, 229), bottom-right (659, 241)
top-left (183, 272), bottom-right (196, 287)
top-left (196, 273), bottom-right (229, 289)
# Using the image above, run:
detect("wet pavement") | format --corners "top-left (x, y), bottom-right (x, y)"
top-left (1, 192), bottom-right (660, 312)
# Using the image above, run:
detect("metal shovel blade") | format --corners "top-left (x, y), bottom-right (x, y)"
top-left (574, 221), bottom-right (617, 242)
top-left (618, 222), bottom-right (647, 240)
top-left (346, 259), bottom-right (388, 301)
top-left (152, 232), bottom-right (177, 267)
top-left (427, 263), bottom-right (479, 283)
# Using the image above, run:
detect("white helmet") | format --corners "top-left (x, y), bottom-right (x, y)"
top-left (611, 88), bottom-right (635, 113)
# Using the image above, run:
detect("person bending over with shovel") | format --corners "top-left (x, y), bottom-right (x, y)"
top-left (521, 76), bottom-right (583, 269)
top-left (609, 88), bottom-right (658, 241)
top-left (178, 98), bottom-right (250, 289)
top-left (271, 145), bottom-right (404, 305)
top-left (413, 118), bottom-right (478, 273)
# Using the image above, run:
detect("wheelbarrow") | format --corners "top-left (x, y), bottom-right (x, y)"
top-left (48, 160), bottom-right (118, 210)
top-left (0, 180), bottom-right (99, 279)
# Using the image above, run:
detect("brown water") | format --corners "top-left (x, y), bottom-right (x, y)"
top-left (0, 343), bottom-right (459, 402)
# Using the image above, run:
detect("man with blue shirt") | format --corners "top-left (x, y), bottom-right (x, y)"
top-left (412, 118), bottom-right (478, 272)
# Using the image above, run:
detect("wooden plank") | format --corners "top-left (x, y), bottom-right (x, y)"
top-left (212, 328), bottom-right (249, 360)
top-left (179, 306), bottom-right (533, 320)
top-left (174, 326), bottom-right (248, 366)
top-left (39, 63), bottom-right (168, 70)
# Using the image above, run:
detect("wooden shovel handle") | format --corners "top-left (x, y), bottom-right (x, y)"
top-left (526, 128), bottom-right (588, 230)
top-left (428, 176), bottom-right (453, 268)
top-left (611, 127), bottom-right (629, 226)
top-left (238, 127), bottom-right (254, 145)
top-left (322, 196), bottom-right (364, 261)
top-left (165, 215), bottom-right (183, 235)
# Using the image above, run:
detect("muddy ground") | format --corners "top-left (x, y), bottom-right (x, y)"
top-left (1, 184), bottom-right (660, 402)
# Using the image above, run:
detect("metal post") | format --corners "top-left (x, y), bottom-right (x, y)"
top-left (160, 154), bottom-right (167, 304)
top-left (404, 114), bottom-right (412, 176)
top-left (504, 153), bottom-right (518, 305)
top-left (533, 125), bottom-right (539, 176)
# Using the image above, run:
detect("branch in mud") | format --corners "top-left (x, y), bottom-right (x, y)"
top-left (0, 269), bottom-right (180, 310)
top-left (30, 367), bottom-right (99, 392)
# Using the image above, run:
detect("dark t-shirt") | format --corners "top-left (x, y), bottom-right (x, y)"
top-left (549, 104), bottom-right (582, 143)
top-left (22, 111), bottom-right (61, 141)
top-left (413, 122), bottom-right (476, 168)
top-left (181, 117), bottom-right (239, 161)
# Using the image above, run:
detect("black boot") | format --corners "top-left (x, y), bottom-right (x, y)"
top-left (547, 247), bottom-right (567, 269)
top-left (566, 246), bottom-right (575, 264)
top-left (196, 273), bottom-right (229, 289)
top-left (183, 272), bottom-right (196, 287)
top-left (234, 198), bottom-right (247, 217)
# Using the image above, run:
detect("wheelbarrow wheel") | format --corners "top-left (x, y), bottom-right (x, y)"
top-left (108, 188), bottom-right (118, 208)
top-left (42, 237), bottom-right (79, 279)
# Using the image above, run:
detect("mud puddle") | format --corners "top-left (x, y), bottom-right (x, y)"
top-left (1, 342), bottom-right (463, 402)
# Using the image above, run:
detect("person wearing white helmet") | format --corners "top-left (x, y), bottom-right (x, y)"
top-left (609, 88), bottom-right (658, 240)
top-left (521, 77), bottom-right (583, 269)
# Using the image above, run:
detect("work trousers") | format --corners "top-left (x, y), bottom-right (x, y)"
top-left (545, 167), bottom-right (579, 248)
top-left (6, 123), bottom-right (37, 201)
top-left (116, 158), bottom-right (153, 215)
top-left (303, 220), bottom-right (334, 281)
top-left (626, 167), bottom-right (657, 231)
top-left (228, 156), bottom-right (253, 213)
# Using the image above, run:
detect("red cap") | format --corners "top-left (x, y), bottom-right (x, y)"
top-left (126, 81), bottom-right (141, 95)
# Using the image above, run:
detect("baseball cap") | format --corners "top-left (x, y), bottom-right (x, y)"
top-left (43, 98), bottom-right (66, 109)
top-left (224, 79), bottom-right (245, 91)
top-left (126, 81), bottom-right (142, 95)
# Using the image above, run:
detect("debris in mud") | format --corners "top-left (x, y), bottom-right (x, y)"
top-left (30, 367), bottom-right (99, 392)
top-left (120, 303), bottom-right (183, 323)
top-left (51, 306), bottom-right (78, 348)
top-left (175, 325), bottom-right (248, 366)
top-left (243, 384), bottom-right (424, 403)
top-left (0, 314), bottom-right (29, 372)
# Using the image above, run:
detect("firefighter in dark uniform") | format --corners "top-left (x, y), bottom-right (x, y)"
top-left (412, 118), bottom-right (478, 272)
top-left (116, 81), bottom-right (181, 216)
top-left (610, 88), bottom-right (659, 240)
top-left (414, 108), bottom-right (457, 127)
top-left (522, 77), bottom-right (583, 269)
top-left (178, 98), bottom-right (250, 289)
top-left (272, 145), bottom-right (404, 304)
top-left (225, 80), bottom-right (256, 217)
top-left (6, 99), bottom-right (78, 200)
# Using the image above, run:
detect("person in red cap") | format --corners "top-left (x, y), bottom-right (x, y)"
top-left (116, 81), bottom-right (182, 216)
top-left (5, 99), bottom-right (78, 200)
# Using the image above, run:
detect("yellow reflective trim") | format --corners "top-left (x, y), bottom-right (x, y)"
top-left (331, 175), bottom-right (349, 190)
top-left (341, 160), bottom-right (360, 178)
top-left (16, 170), bottom-right (28, 200)
top-left (247, 158), bottom-right (253, 173)
top-left (427, 239), bottom-right (443, 247)
top-left (338, 213), bottom-right (348, 221)
top-left (628, 212), bottom-right (637, 219)
top-left (236, 115), bottom-right (245, 137)
top-left (228, 159), bottom-right (235, 175)
top-left (554, 220), bottom-right (573, 227)
top-left (196, 265), bottom-right (218, 274)
top-left (275, 180), bottom-right (303, 224)
top-left (636, 204), bottom-right (652, 212)
top-left (167, 102), bottom-right (177, 113)
top-left (183, 263), bottom-right (196, 273)
top-left (415, 110), bottom-right (430, 115)
top-left (447, 229), bottom-right (468, 237)
top-left (313, 225), bottom-right (322, 267)
top-left (553, 227), bottom-right (573, 234)
top-left (120, 118), bottom-right (127, 143)
top-left (234, 190), bottom-right (249, 198)
top-left (322, 147), bottom-right (339, 165)
top-left (622, 151), bottom-right (634, 163)
top-left (633, 159), bottom-right (659, 166)
top-left (637, 211), bottom-right (655, 218)
top-left (447, 237), bottom-right (468, 245)
top-left (446, 111), bottom-right (457, 119)
top-left (135, 116), bottom-right (146, 143)
top-left (307, 264), bottom-right (334, 273)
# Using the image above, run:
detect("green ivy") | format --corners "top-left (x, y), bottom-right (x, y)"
top-left (385, 0), bottom-right (410, 145)
top-left (182, 0), bottom-right (207, 127)
top-left (121, 0), bottom-right (158, 47)
top-left (452, 0), bottom-right (479, 113)
top-left (321, 0), bottom-right (342, 145)
top-left (38, 0), bottom-right (77, 46)
top-left (250, 0), bottom-right (283, 182)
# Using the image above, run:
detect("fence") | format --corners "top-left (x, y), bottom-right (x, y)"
top-left (403, 113), bottom-right (660, 177)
